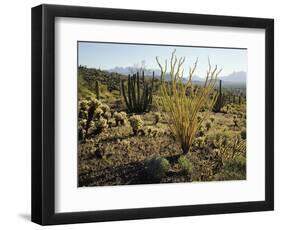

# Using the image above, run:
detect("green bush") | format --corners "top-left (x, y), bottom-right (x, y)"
top-left (215, 155), bottom-right (246, 181)
top-left (178, 156), bottom-right (193, 173)
top-left (145, 156), bottom-right (170, 180)
top-left (224, 155), bottom-right (246, 174)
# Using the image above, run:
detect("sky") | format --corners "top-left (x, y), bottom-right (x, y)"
top-left (78, 41), bottom-right (247, 78)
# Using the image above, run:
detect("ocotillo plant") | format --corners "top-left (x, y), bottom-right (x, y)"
top-left (213, 80), bottom-right (224, 112)
top-left (156, 50), bottom-right (221, 155)
top-left (121, 71), bottom-right (155, 113)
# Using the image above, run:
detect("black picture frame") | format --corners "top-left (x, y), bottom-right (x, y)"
top-left (31, 4), bottom-right (274, 225)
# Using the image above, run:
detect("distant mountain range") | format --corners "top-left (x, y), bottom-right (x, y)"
top-left (219, 71), bottom-right (246, 83)
top-left (107, 67), bottom-right (246, 84)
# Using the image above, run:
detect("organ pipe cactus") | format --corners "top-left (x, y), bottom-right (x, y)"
top-left (121, 71), bottom-right (154, 113)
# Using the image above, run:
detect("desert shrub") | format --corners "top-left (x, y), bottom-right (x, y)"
top-left (156, 50), bottom-right (221, 154)
top-left (224, 155), bottom-right (246, 174)
top-left (99, 83), bottom-right (108, 94)
top-left (178, 156), bottom-right (193, 173)
top-left (129, 115), bottom-right (144, 135)
top-left (113, 111), bottom-right (127, 126)
top-left (145, 156), bottom-right (170, 180)
top-left (192, 159), bottom-right (215, 181)
top-left (205, 132), bottom-right (246, 163)
top-left (215, 155), bottom-right (246, 180)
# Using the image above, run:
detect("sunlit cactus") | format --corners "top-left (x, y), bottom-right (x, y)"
top-left (121, 71), bottom-right (155, 114)
top-left (156, 50), bottom-right (221, 155)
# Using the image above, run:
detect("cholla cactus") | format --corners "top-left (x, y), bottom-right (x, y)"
top-left (195, 136), bottom-right (205, 148)
top-left (197, 126), bottom-right (205, 137)
top-left (79, 99), bottom-right (90, 110)
top-left (233, 115), bottom-right (239, 127)
top-left (113, 111), bottom-right (127, 126)
top-left (100, 104), bottom-right (110, 113)
top-left (78, 128), bottom-right (86, 141)
top-left (78, 98), bottom-right (111, 140)
top-left (129, 115), bottom-right (144, 135)
top-left (103, 111), bottom-right (111, 121)
top-left (79, 119), bottom-right (87, 128)
top-left (94, 107), bottom-right (103, 119)
top-left (154, 112), bottom-right (161, 125)
top-left (205, 121), bottom-right (212, 131)
top-left (95, 118), bottom-right (108, 134)
top-left (107, 119), bottom-right (115, 128)
top-left (221, 106), bottom-right (228, 113)
top-left (79, 110), bottom-right (88, 119)
top-left (145, 126), bottom-right (165, 137)
top-left (90, 98), bottom-right (102, 109)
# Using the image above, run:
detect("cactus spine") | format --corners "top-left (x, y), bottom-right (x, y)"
top-left (121, 71), bottom-right (154, 113)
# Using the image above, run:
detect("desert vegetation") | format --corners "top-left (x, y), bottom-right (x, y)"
top-left (78, 51), bottom-right (246, 187)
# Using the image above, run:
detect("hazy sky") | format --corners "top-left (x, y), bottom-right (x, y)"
top-left (78, 41), bottom-right (247, 78)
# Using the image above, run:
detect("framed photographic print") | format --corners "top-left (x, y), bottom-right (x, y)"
top-left (31, 4), bottom-right (274, 225)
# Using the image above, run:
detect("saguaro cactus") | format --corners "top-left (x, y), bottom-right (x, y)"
top-left (213, 80), bottom-right (224, 112)
top-left (95, 80), bottom-right (100, 100)
top-left (121, 71), bottom-right (154, 113)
